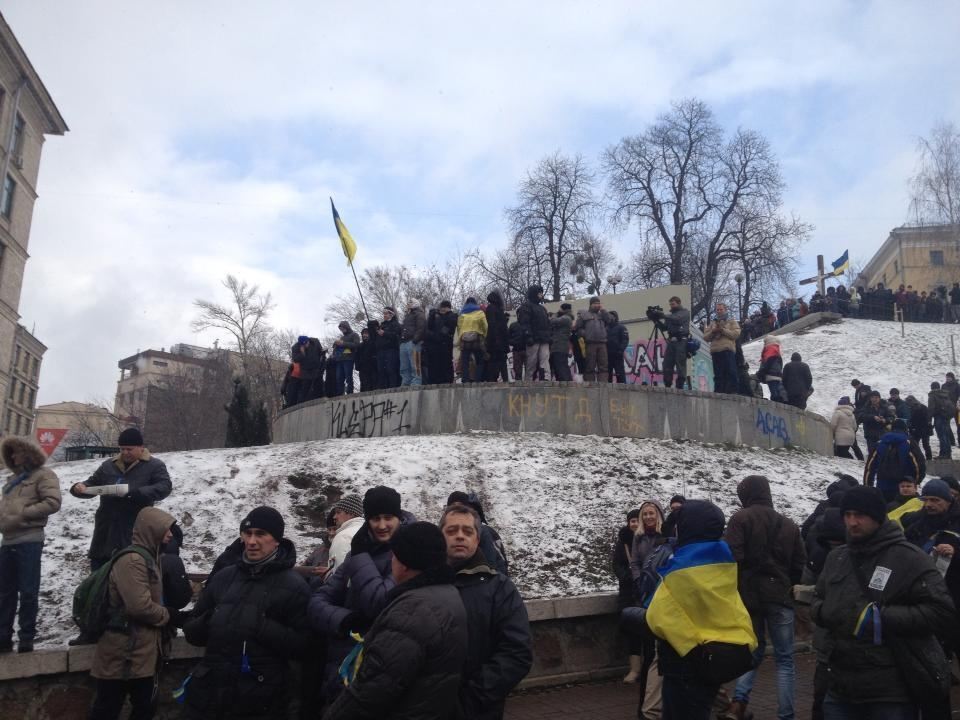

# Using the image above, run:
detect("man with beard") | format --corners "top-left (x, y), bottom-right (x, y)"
top-left (442, 504), bottom-right (531, 719)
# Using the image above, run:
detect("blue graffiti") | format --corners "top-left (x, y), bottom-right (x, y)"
top-left (756, 409), bottom-right (791, 444)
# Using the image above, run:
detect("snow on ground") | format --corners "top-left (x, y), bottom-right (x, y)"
top-left (36, 432), bottom-right (858, 648)
top-left (745, 318), bottom-right (960, 420)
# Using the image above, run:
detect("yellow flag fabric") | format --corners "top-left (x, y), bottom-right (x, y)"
top-left (645, 541), bottom-right (758, 657)
top-left (330, 198), bottom-right (357, 265)
top-left (888, 497), bottom-right (923, 527)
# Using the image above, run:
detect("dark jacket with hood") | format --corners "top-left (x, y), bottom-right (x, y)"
top-left (902, 502), bottom-right (960, 550)
top-left (863, 431), bottom-right (926, 498)
top-left (182, 537), bottom-right (311, 719)
top-left (929, 388), bottom-right (956, 420)
top-left (324, 567), bottom-right (468, 720)
top-left (160, 523), bottom-right (194, 615)
top-left (452, 551), bottom-right (532, 720)
top-left (856, 400), bottom-right (894, 442)
top-left (335, 324), bottom-right (361, 361)
top-left (725, 475), bottom-right (805, 611)
top-left (401, 305), bottom-right (427, 343)
top-left (484, 291), bottom-right (510, 356)
top-left (801, 476), bottom-right (859, 540)
top-left (812, 520), bottom-right (956, 705)
top-left (907, 399), bottom-right (932, 437)
top-left (71, 450), bottom-right (172, 564)
top-left (516, 285), bottom-right (551, 345)
top-left (606, 314), bottom-right (629, 354)
top-left (426, 308), bottom-right (459, 350)
top-left (782, 357), bottom-right (813, 398)
top-left (507, 321), bottom-right (527, 352)
top-left (292, 338), bottom-right (324, 380)
top-left (375, 314), bottom-right (402, 351)
top-left (0, 436), bottom-right (61, 543)
top-left (549, 311), bottom-right (573, 356)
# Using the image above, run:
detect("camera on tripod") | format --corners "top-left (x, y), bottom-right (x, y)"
top-left (646, 305), bottom-right (664, 319)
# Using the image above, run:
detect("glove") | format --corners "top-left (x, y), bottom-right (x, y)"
top-left (339, 612), bottom-right (360, 637)
top-left (350, 528), bottom-right (376, 557)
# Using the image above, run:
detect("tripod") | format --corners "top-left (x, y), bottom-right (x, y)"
top-left (648, 319), bottom-right (689, 389)
top-left (646, 321), bottom-right (668, 387)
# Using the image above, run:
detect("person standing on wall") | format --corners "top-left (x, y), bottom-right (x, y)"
top-left (647, 297), bottom-right (690, 389)
top-left (703, 303), bottom-right (740, 394)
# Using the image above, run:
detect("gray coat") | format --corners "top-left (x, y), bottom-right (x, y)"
top-left (401, 307), bottom-right (427, 344)
top-left (549, 314), bottom-right (573, 355)
top-left (575, 308), bottom-right (611, 344)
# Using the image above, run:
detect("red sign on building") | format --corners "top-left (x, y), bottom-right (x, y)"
top-left (35, 428), bottom-right (68, 457)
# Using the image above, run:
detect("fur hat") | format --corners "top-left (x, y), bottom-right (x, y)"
top-left (763, 336), bottom-right (780, 347)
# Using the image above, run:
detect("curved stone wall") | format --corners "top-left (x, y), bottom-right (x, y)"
top-left (273, 383), bottom-right (833, 456)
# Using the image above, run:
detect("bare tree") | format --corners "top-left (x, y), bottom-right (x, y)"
top-left (910, 121), bottom-right (960, 226)
top-left (192, 275), bottom-right (275, 370)
top-left (505, 151), bottom-right (598, 301)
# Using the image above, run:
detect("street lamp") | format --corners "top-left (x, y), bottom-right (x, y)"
top-left (734, 273), bottom-right (744, 321)
top-left (606, 273), bottom-right (623, 294)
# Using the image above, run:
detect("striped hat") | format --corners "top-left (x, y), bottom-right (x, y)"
top-left (331, 494), bottom-right (364, 519)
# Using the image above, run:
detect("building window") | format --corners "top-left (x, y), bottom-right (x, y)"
top-left (893, 260), bottom-right (900, 275)
top-left (22, 351), bottom-right (30, 373)
top-left (27, 388), bottom-right (34, 409)
top-left (11, 114), bottom-right (25, 159)
top-left (13, 346), bottom-right (20, 369)
top-left (17, 383), bottom-right (25, 406)
top-left (31, 356), bottom-right (38, 379)
top-left (932, 250), bottom-right (945, 266)
top-left (14, 414), bottom-right (21, 435)
top-left (1, 174), bottom-right (15, 219)
top-left (152, 360), bottom-right (168, 368)
top-left (7, 378), bottom-right (14, 399)
top-left (3, 409), bottom-right (10, 432)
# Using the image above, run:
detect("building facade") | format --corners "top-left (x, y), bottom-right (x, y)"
top-left (855, 223), bottom-right (960, 292)
top-left (0, 13), bottom-right (68, 437)
top-left (34, 400), bottom-right (121, 460)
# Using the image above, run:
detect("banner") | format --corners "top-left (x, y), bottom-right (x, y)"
top-left (35, 428), bottom-right (68, 457)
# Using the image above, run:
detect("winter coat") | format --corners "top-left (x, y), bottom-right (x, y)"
top-left (335, 327), bottom-right (361, 361)
top-left (456, 305), bottom-right (488, 345)
top-left (92, 507), bottom-right (173, 680)
top-left (724, 476), bottom-right (805, 611)
top-left (782, 359), bottom-right (813, 398)
top-left (629, 500), bottom-right (667, 581)
top-left (0, 437), bottom-right (61, 543)
top-left (375, 316), bottom-right (402, 351)
top-left (426, 309), bottom-right (459, 350)
top-left (606, 321), bottom-right (629, 354)
top-left (182, 538), bottom-right (311, 719)
top-left (888, 396), bottom-right (910, 421)
top-left (292, 339), bottom-right (324, 380)
top-left (484, 292), bottom-right (510, 356)
top-left (929, 388), bottom-right (955, 419)
top-left (327, 515), bottom-right (364, 575)
top-left (479, 524), bottom-right (509, 577)
top-left (507, 322), bottom-right (527, 352)
top-left (863, 431), bottom-right (926, 497)
top-left (703, 318), bottom-right (740, 354)
top-left (944, 378), bottom-right (960, 405)
top-left (829, 406), bottom-right (858, 446)
top-left (401, 306), bottom-right (427, 344)
top-left (549, 314), bottom-right (573, 355)
top-left (756, 345), bottom-right (783, 383)
top-left (324, 568), bottom-right (468, 720)
top-left (71, 451), bottom-right (172, 564)
top-left (902, 502), bottom-right (960, 550)
top-left (908, 401), bottom-right (932, 438)
top-left (811, 520), bottom-right (956, 704)
top-left (452, 552), bottom-right (532, 720)
top-left (160, 524), bottom-right (193, 613)
top-left (355, 337), bottom-right (378, 376)
top-left (856, 401), bottom-right (893, 442)
top-left (853, 384), bottom-right (873, 411)
top-left (516, 286), bottom-right (551, 345)
top-left (574, 307), bottom-right (611, 344)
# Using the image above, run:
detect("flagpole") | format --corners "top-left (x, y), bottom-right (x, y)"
top-left (350, 260), bottom-right (370, 324)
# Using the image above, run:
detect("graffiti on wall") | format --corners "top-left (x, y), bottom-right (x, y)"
top-left (331, 396), bottom-right (412, 438)
top-left (756, 408), bottom-right (791, 444)
top-left (623, 340), bottom-right (713, 391)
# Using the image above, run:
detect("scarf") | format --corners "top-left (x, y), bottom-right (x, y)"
top-left (241, 547), bottom-right (279, 574)
top-left (2, 471), bottom-right (30, 496)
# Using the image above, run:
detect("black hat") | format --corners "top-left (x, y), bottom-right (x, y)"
top-left (439, 300), bottom-right (452, 309)
top-left (446, 490), bottom-right (486, 522)
top-left (668, 494), bottom-right (686, 506)
top-left (364, 486), bottom-right (402, 519)
top-left (941, 475), bottom-right (960, 495)
top-left (675, 500), bottom-right (725, 546)
top-left (560, 303), bottom-right (572, 311)
top-left (839, 486), bottom-right (886, 525)
top-left (922, 479), bottom-right (953, 502)
top-left (240, 506), bottom-right (285, 540)
top-left (389, 521), bottom-right (447, 571)
top-left (118, 427), bottom-right (144, 446)
top-left (589, 296), bottom-right (600, 304)
top-left (626, 508), bottom-right (640, 521)
top-left (791, 352), bottom-right (801, 361)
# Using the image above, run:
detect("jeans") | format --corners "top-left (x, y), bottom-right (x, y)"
top-left (89, 677), bottom-right (158, 720)
top-left (335, 360), bottom-right (354, 396)
top-left (377, 350), bottom-right (400, 389)
top-left (661, 675), bottom-right (719, 720)
top-left (608, 347), bottom-right (626, 383)
top-left (460, 345), bottom-right (485, 382)
top-left (711, 350), bottom-right (737, 393)
top-left (525, 343), bottom-right (550, 381)
top-left (0, 541), bottom-right (43, 644)
top-left (934, 415), bottom-right (952, 457)
top-left (767, 380), bottom-right (786, 402)
top-left (399, 341), bottom-right (422, 386)
top-left (822, 694), bottom-right (917, 720)
top-left (734, 603), bottom-right (795, 720)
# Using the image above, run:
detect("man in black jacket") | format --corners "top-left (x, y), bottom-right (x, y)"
top-left (782, 352), bottom-right (813, 410)
top-left (183, 506), bottom-right (311, 720)
top-left (507, 317), bottom-right (526, 381)
top-left (355, 325), bottom-right (379, 392)
top-left (850, 379), bottom-right (872, 411)
top-left (425, 301), bottom-right (459, 385)
top-left (69, 428), bottom-right (172, 571)
top-left (517, 285), bottom-right (551, 381)
top-left (324, 522), bottom-right (467, 720)
top-left (648, 297), bottom-right (690, 389)
top-left (484, 291), bottom-right (510, 382)
top-left (292, 336), bottom-right (325, 403)
top-left (375, 307), bottom-right (402, 389)
top-left (855, 391), bottom-right (893, 457)
top-left (606, 311), bottom-right (630, 384)
top-left (906, 394), bottom-right (933, 460)
top-left (812, 487), bottom-right (956, 717)
top-left (441, 504), bottom-right (531, 720)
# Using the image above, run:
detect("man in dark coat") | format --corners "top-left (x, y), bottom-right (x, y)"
top-left (781, 352), bottom-right (813, 410)
top-left (375, 307), bottom-right (402, 389)
top-left (930, 381), bottom-right (955, 459)
top-left (484, 291), bottom-right (510, 382)
top-left (332, 322), bottom-right (361, 396)
top-left (516, 285), bottom-right (552, 381)
top-left (945, 372), bottom-right (960, 438)
top-left (812, 487), bottom-right (956, 716)
top-left (549, 304), bottom-right (574, 382)
top-left (648, 296), bottom-right (690, 389)
top-left (906, 394), bottom-right (933, 460)
top-left (69, 428), bottom-right (172, 571)
top-left (425, 301), bottom-right (459, 385)
top-left (855, 391), bottom-right (893, 456)
top-left (441, 503), bottom-right (531, 720)
top-left (447, 491), bottom-right (509, 575)
top-left (323, 522), bottom-right (468, 720)
top-left (723, 475), bottom-right (806, 720)
top-left (850, 379), bottom-right (872, 411)
top-left (507, 317), bottom-right (526, 381)
top-left (183, 506), bottom-right (311, 720)
top-left (863, 419), bottom-right (926, 502)
top-left (606, 311), bottom-right (630, 384)
top-left (292, 336), bottom-right (325, 403)
top-left (355, 325), bottom-right (379, 392)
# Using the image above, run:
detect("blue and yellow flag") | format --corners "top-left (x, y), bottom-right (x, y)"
top-left (645, 540), bottom-right (757, 657)
top-left (330, 198), bottom-right (358, 265)
top-left (888, 497), bottom-right (922, 527)
top-left (831, 250), bottom-right (850, 276)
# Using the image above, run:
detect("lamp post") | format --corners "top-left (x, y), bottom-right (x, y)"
top-left (606, 273), bottom-right (623, 294)
top-left (734, 273), bottom-right (744, 321)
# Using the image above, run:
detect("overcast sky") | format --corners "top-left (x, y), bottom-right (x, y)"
top-left (5, 1), bottom-right (960, 406)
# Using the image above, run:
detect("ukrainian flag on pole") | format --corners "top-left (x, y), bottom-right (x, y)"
top-left (330, 198), bottom-right (358, 265)
top-left (831, 250), bottom-right (850, 276)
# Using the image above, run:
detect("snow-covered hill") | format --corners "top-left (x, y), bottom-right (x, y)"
top-left (745, 319), bottom-right (959, 420)
top-left (35, 432), bottom-right (857, 648)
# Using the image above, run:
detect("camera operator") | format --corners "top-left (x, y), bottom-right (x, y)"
top-left (647, 296), bottom-right (691, 389)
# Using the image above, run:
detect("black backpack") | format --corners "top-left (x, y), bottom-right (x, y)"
top-left (876, 442), bottom-right (905, 485)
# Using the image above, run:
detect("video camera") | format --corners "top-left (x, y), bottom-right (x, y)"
top-left (645, 305), bottom-right (664, 320)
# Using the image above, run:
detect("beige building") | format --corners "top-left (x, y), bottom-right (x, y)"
top-left (855, 223), bottom-right (960, 292)
top-left (34, 401), bottom-right (121, 459)
top-left (0, 13), bottom-right (68, 437)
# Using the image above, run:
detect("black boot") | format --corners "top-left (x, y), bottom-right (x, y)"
top-left (18, 641), bottom-right (33, 653)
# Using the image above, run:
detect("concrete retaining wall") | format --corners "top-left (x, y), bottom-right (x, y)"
top-left (273, 382), bottom-right (834, 456)
top-left (0, 594), bottom-right (627, 718)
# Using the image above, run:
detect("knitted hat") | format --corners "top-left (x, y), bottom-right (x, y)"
top-left (297, 335), bottom-right (309, 344)
top-left (389, 522), bottom-right (447, 572)
top-left (589, 296), bottom-right (600, 305)
top-left (839, 486), bottom-right (886, 524)
top-left (364, 485), bottom-right (402, 519)
top-left (940, 475), bottom-right (960, 495)
top-left (240, 506), bottom-right (285, 540)
top-left (118, 428), bottom-right (144, 446)
top-left (407, 298), bottom-right (421, 309)
top-left (922, 479), bottom-right (953, 502)
top-left (626, 508), bottom-right (640, 521)
top-left (560, 303), bottom-right (572, 311)
top-left (439, 300), bottom-right (452, 309)
top-left (838, 396), bottom-right (851, 406)
top-left (331, 494), bottom-right (363, 519)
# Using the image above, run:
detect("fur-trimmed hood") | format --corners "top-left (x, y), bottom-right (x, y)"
top-left (1, 436), bottom-right (47, 472)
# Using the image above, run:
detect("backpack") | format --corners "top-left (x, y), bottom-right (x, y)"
top-left (72, 546), bottom-right (156, 640)
top-left (876, 442), bottom-right (905, 485)
top-left (634, 541), bottom-right (675, 607)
